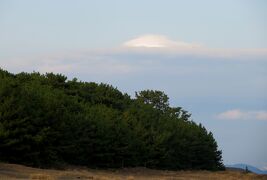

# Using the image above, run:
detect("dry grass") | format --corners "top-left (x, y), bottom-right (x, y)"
top-left (0, 163), bottom-right (266, 180)
top-left (29, 173), bottom-right (54, 180)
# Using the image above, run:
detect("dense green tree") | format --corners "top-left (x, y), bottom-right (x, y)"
top-left (0, 68), bottom-right (224, 170)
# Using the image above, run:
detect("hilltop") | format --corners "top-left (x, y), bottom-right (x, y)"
top-left (227, 164), bottom-right (267, 175)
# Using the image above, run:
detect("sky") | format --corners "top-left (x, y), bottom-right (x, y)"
top-left (0, 0), bottom-right (267, 170)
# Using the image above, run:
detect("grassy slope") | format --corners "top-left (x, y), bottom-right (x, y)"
top-left (0, 163), bottom-right (266, 180)
top-left (0, 163), bottom-right (267, 180)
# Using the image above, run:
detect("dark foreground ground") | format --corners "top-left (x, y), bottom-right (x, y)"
top-left (0, 163), bottom-right (267, 180)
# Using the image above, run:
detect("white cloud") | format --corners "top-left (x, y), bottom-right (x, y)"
top-left (217, 109), bottom-right (267, 121)
top-left (123, 34), bottom-right (201, 49)
top-left (122, 34), bottom-right (267, 59)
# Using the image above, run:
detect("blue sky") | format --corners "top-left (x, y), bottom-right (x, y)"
top-left (1, 0), bottom-right (267, 169)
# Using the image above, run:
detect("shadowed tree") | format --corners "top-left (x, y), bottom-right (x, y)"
top-left (0, 68), bottom-right (224, 170)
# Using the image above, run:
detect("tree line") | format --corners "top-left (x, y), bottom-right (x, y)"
top-left (0, 68), bottom-right (224, 170)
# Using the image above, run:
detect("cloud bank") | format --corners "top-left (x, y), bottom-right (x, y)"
top-left (122, 34), bottom-right (267, 59)
top-left (217, 109), bottom-right (267, 121)
top-left (1, 34), bottom-right (267, 78)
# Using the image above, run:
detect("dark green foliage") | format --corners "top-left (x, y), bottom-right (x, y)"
top-left (0, 68), bottom-right (224, 170)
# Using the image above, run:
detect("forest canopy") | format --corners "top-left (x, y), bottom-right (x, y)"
top-left (0, 68), bottom-right (224, 170)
